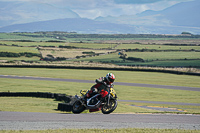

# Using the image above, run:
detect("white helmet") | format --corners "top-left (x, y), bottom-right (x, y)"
top-left (106, 73), bottom-right (115, 83)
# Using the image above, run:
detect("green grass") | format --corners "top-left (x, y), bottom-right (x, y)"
top-left (73, 51), bottom-right (200, 62)
top-left (0, 44), bottom-right (41, 61)
top-left (0, 68), bottom-right (200, 114)
top-left (0, 128), bottom-right (200, 133)
top-left (1, 78), bottom-right (199, 104)
top-left (116, 85), bottom-right (200, 104)
top-left (72, 51), bottom-right (200, 67)
top-left (116, 60), bottom-right (200, 67)
top-left (116, 43), bottom-right (200, 50)
top-left (73, 53), bottom-right (122, 62)
top-left (0, 45), bottom-right (39, 53)
top-left (0, 97), bottom-right (60, 113)
top-left (1, 40), bottom-right (200, 68)
top-left (0, 33), bottom-right (58, 42)
top-left (0, 78), bottom-right (90, 94)
top-left (126, 51), bottom-right (200, 60)
top-left (68, 43), bottom-right (117, 49)
top-left (0, 41), bottom-right (66, 47)
top-left (0, 56), bottom-right (40, 61)
top-left (0, 68), bottom-right (199, 87)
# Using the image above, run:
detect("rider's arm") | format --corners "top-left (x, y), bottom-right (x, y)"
top-left (95, 77), bottom-right (104, 84)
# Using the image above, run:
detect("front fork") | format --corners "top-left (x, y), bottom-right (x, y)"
top-left (107, 94), bottom-right (110, 106)
top-left (75, 95), bottom-right (86, 106)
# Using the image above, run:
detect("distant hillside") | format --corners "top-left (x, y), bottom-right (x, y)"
top-left (138, 0), bottom-right (200, 27)
top-left (1, 18), bottom-right (200, 34)
top-left (0, 18), bottom-right (137, 33)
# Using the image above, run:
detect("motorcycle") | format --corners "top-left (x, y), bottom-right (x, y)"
top-left (72, 88), bottom-right (117, 114)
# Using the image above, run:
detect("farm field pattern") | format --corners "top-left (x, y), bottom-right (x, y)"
top-left (0, 32), bottom-right (200, 68)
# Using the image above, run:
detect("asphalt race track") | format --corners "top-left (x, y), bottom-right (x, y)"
top-left (1, 75), bottom-right (200, 130)
top-left (0, 111), bottom-right (200, 130)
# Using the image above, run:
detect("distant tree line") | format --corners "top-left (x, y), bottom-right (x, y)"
top-left (59, 45), bottom-right (77, 49)
top-left (0, 52), bottom-right (41, 58)
top-left (82, 51), bottom-right (95, 55)
top-left (13, 32), bottom-right (200, 39)
top-left (44, 33), bottom-right (200, 39)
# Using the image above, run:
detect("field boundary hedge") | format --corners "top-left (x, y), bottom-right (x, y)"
top-left (0, 64), bottom-right (199, 76)
top-left (0, 92), bottom-right (73, 112)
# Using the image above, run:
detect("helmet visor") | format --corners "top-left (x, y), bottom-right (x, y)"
top-left (108, 77), bottom-right (115, 83)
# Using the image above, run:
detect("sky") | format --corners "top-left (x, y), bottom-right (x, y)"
top-left (1, 0), bottom-right (194, 19)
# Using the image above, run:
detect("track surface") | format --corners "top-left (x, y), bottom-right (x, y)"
top-left (0, 111), bottom-right (200, 130)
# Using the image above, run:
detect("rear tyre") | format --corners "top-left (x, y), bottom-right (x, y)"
top-left (72, 100), bottom-right (86, 114)
top-left (101, 99), bottom-right (117, 114)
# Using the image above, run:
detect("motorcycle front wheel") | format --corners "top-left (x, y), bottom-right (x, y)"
top-left (101, 99), bottom-right (117, 114)
top-left (72, 100), bottom-right (86, 114)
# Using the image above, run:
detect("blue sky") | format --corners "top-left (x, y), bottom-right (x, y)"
top-left (1, 0), bottom-right (194, 19)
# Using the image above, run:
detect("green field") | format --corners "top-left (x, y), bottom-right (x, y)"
top-left (126, 51), bottom-right (200, 60)
top-left (116, 43), bottom-right (200, 50)
top-left (0, 68), bottom-right (199, 87)
top-left (67, 43), bottom-right (118, 49)
top-left (116, 60), bottom-right (200, 67)
top-left (0, 68), bottom-right (200, 114)
top-left (73, 51), bottom-right (200, 61)
top-left (0, 41), bottom-right (66, 47)
top-left (1, 32), bottom-right (200, 68)
top-left (0, 33), bottom-right (58, 42)
top-left (0, 45), bottom-right (39, 53)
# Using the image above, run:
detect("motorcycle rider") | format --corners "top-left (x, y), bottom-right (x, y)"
top-left (85, 73), bottom-right (115, 101)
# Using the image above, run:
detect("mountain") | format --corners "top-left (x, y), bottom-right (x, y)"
top-left (0, 1), bottom-right (80, 28)
top-left (0, 18), bottom-right (138, 34)
top-left (1, 18), bottom-right (200, 34)
top-left (95, 0), bottom-right (200, 33)
top-left (138, 0), bottom-right (200, 27)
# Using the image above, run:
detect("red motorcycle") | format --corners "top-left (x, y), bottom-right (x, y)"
top-left (72, 88), bottom-right (117, 114)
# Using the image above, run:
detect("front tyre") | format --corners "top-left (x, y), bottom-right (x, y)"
top-left (101, 99), bottom-right (117, 114)
top-left (72, 100), bottom-right (86, 114)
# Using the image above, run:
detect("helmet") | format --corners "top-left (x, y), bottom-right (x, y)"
top-left (106, 73), bottom-right (115, 84)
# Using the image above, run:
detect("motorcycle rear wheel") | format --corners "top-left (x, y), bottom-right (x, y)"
top-left (101, 99), bottom-right (117, 114)
top-left (72, 100), bottom-right (86, 114)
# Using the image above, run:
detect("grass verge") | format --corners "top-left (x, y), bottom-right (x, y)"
top-left (0, 97), bottom-right (60, 113)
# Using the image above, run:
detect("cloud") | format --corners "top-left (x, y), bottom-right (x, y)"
top-left (49, 0), bottom-right (194, 19)
top-left (113, 0), bottom-right (194, 4)
top-left (114, 0), bottom-right (160, 4)
top-left (0, 0), bottom-right (195, 19)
